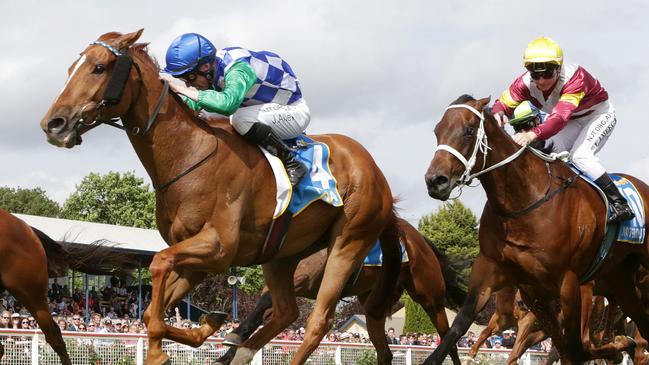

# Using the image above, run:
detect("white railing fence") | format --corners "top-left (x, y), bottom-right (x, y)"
top-left (0, 328), bottom-right (551, 365)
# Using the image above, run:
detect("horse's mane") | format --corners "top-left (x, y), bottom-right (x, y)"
top-left (450, 94), bottom-right (476, 105)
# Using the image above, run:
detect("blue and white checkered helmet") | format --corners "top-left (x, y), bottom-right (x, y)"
top-left (164, 33), bottom-right (216, 76)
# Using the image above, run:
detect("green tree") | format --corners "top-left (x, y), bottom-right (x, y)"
top-left (418, 200), bottom-right (478, 259)
top-left (60, 171), bottom-right (156, 228)
top-left (402, 293), bottom-right (436, 334)
top-left (0, 186), bottom-right (60, 217)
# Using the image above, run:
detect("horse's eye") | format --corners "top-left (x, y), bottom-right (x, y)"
top-left (464, 127), bottom-right (474, 137)
top-left (93, 64), bottom-right (106, 74)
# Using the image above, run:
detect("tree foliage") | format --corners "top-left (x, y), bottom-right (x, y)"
top-left (60, 171), bottom-right (156, 228)
top-left (0, 186), bottom-right (60, 217)
top-left (402, 293), bottom-right (437, 334)
top-left (418, 200), bottom-right (479, 280)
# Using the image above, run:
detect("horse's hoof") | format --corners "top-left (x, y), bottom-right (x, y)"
top-left (223, 332), bottom-right (242, 347)
top-left (200, 311), bottom-right (228, 329)
top-left (231, 347), bottom-right (255, 365)
top-left (145, 353), bottom-right (171, 365)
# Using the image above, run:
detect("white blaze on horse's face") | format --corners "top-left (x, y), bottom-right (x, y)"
top-left (54, 55), bottom-right (86, 103)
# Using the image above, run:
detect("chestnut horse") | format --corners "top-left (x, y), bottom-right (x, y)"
top-left (215, 218), bottom-right (467, 365)
top-left (40, 30), bottom-right (402, 365)
top-left (424, 95), bottom-right (649, 364)
top-left (0, 208), bottom-right (127, 364)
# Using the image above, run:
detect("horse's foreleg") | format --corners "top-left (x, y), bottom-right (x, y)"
top-left (507, 312), bottom-right (545, 365)
top-left (231, 258), bottom-right (299, 365)
top-left (469, 287), bottom-right (516, 358)
top-left (155, 270), bottom-right (229, 347)
top-left (145, 228), bottom-right (226, 365)
top-left (424, 254), bottom-right (507, 365)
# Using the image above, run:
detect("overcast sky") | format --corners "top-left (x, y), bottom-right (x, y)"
top-left (2, 0), bottom-right (649, 225)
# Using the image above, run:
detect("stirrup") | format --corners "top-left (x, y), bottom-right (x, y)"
top-left (608, 203), bottom-right (635, 223)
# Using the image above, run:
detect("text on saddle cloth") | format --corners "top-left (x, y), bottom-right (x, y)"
top-left (261, 135), bottom-right (343, 219)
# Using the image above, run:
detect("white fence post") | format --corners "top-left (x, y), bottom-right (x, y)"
top-left (251, 347), bottom-right (263, 365)
top-left (524, 351), bottom-right (531, 365)
top-left (406, 348), bottom-right (412, 365)
top-left (136, 337), bottom-right (144, 365)
top-left (335, 345), bottom-right (342, 365)
top-left (31, 333), bottom-right (39, 365)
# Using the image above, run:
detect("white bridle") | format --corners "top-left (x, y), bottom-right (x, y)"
top-left (434, 103), bottom-right (567, 197)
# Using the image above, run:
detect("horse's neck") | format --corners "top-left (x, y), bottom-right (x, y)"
top-left (478, 120), bottom-right (551, 214)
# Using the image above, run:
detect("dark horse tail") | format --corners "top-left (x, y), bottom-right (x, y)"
top-left (364, 208), bottom-right (403, 318)
top-left (423, 236), bottom-right (468, 310)
top-left (31, 227), bottom-right (134, 277)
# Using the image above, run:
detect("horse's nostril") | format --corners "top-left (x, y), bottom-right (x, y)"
top-left (434, 176), bottom-right (449, 187)
top-left (47, 117), bottom-right (66, 133)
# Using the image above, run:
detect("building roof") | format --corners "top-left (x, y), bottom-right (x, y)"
top-left (15, 213), bottom-right (168, 256)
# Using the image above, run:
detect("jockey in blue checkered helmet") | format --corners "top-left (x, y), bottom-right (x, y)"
top-left (161, 33), bottom-right (310, 189)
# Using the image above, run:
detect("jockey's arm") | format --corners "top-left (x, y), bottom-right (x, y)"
top-left (532, 92), bottom-right (582, 140)
top-left (182, 61), bottom-right (257, 115)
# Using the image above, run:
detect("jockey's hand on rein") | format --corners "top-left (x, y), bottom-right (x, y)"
top-left (494, 111), bottom-right (509, 128)
top-left (512, 131), bottom-right (538, 147)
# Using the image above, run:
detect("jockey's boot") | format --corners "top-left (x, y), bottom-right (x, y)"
top-left (244, 122), bottom-right (307, 189)
top-left (594, 174), bottom-right (635, 223)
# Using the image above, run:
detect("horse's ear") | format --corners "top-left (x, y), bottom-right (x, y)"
top-left (114, 29), bottom-right (144, 50)
top-left (477, 96), bottom-right (491, 109)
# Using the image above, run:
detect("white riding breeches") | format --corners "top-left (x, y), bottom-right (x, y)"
top-left (230, 98), bottom-right (311, 139)
top-left (545, 101), bottom-right (616, 179)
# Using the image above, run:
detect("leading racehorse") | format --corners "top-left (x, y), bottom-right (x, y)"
top-left (0, 208), bottom-right (129, 364)
top-left (40, 30), bottom-right (402, 365)
top-left (424, 95), bottom-right (649, 364)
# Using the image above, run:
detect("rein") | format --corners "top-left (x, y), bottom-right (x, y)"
top-left (76, 41), bottom-right (169, 137)
top-left (435, 103), bottom-right (576, 217)
top-left (82, 40), bottom-right (218, 191)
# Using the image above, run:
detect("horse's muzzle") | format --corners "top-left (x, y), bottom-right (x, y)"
top-left (425, 173), bottom-right (451, 200)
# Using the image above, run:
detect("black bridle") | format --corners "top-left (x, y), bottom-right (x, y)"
top-left (79, 40), bottom-right (217, 191)
top-left (76, 40), bottom-right (168, 137)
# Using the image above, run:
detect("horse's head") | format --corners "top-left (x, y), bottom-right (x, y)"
top-left (41, 30), bottom-right (144, 148)
top-left (425, 95), bottom-right (491, 200)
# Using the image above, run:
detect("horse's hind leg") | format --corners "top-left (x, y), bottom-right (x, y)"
top-left (5, 275), bottom-right (71, 364)
top-left (402, 274), bottom-right (461, 365)
top-left (507, 312), bottom-right (546, 365)
top-left (357, 292), bottom-right (393, 365)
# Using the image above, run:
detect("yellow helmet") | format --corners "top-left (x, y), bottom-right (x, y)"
top-left (523, 36), bottom-right (563, 67)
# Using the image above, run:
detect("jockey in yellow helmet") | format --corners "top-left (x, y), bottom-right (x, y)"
top-left (492, 36), bottom-right (634, 223)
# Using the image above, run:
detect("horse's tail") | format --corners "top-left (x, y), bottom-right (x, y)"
top-left (31, 227), bottom-right (134, 277)
top-left (364, 208), bottom-right (402, 319)
top-left (423, 236), bottom-right (468, 310)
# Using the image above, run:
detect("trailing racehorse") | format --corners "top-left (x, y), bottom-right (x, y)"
top-left (40, 30), bottom-right (402, 365)
top-left (0, 208), bottom-right (129, 364)
top-left (215, 218), bottom-right (467, 365)
top-left (424, 95), bottom-right (649, 364)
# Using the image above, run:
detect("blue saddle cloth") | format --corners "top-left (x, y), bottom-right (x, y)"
top-left (569, 165), bottom-right (645, 244)
top-left (363, 240), bottom-right (409, 266)
top-left (286, 135), bottom-right (343, 215)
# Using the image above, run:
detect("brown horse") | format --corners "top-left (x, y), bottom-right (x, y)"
top-left (0, 208), bottom-right (127, 364)
top-left (424, 95), bottom-right (649, 364)
top-left (468, 287), bottom-right (545, 364)
top-left (40, 30), bottom-right (402, 365)
top-left (215, 218), bottom-right (467, 365)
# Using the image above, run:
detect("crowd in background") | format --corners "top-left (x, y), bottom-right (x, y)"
top-left (1, 282), bottom-right (550, 352)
